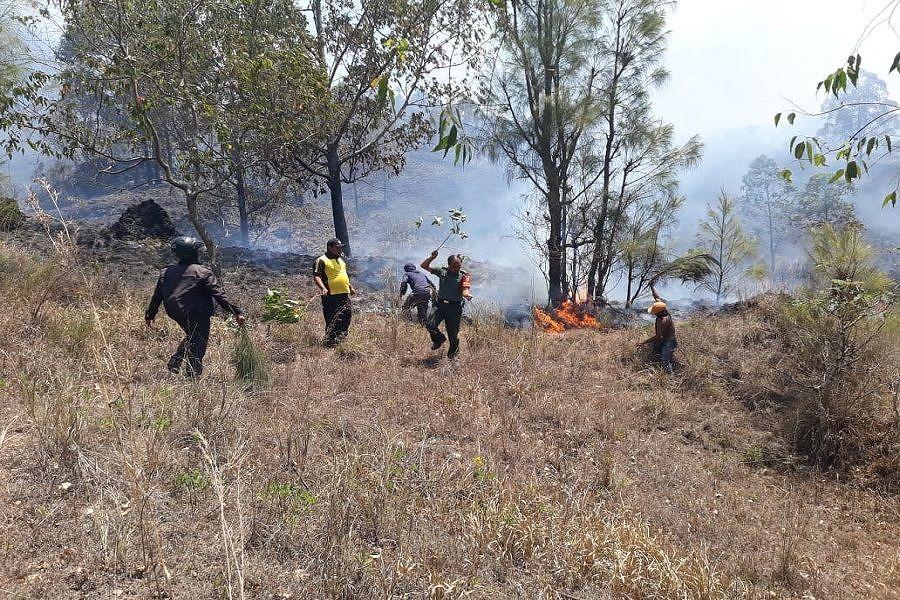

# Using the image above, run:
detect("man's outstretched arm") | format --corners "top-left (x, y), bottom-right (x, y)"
top-left (420, 250), bottom-right (439, 274)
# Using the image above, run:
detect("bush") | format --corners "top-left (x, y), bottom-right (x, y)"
top-left (0, 197), bottom-right (24, 231)
top-left (779, 225), bottom-right (896, 473)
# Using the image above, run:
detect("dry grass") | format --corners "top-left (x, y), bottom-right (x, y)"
top-left (0, 241), bottom-right (897, 599)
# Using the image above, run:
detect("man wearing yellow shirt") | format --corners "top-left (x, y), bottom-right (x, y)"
top-left (313, 238), bottom-right (355, 346)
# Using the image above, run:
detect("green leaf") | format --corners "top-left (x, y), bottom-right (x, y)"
top-left (891, 51), bottom-right (900, 74)
top-left (887, 135), bottom-right (893, 153)
top-left (376, 75), bottom-right (390, 106)
top-left (774, 112), bottom-right (782, 126)
top-left (787, 112), bottom-right (796, 125)
top-left (845, 161), bottom-right (859, 181)
top-left (828, 169), bottom-right (845, 183)
top-left (806, 140), bottom-right (814, 164)
top-left (866, 137), bottom-right (877, 155)
top-left (779, 169), bottom-right (793, 183)
top-left (883, 191), bottom-right (897, 207)
top-left (794, 142), bottom-right (805, 160)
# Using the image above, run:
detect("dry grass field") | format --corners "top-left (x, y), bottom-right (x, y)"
top-left (0, 239), bottom-right (897, 599)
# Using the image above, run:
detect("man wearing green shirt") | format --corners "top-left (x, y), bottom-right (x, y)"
top-left (420, 250), bottom-right (472, 359)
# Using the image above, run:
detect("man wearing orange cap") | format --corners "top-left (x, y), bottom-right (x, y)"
top-left (636, 284), bottom-right (677, 374)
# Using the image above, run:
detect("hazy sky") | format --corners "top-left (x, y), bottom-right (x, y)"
top-left (655, 0), bottom-right (900, 139)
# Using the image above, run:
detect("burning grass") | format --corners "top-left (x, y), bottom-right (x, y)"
top-left (533, 300), bottom-right (600, 333)
top-left (0, 241), bottom-right (897, 599)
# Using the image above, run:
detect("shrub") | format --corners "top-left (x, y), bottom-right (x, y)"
top-left (0, 197), bottom-right (24, 231)
top-left (779, 225), bottom-right (896, 471)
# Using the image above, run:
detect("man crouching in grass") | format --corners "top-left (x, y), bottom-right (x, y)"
top-left (636, 284), bottom-right (677, 374)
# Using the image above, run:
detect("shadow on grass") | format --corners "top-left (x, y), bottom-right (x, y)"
top-left (406, 354), bottom-right (443, 369)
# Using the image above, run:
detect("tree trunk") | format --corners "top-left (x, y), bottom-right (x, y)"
top-left (185, 192), bottom-right (220, 276)
top-left (326, 143), bottom-right (351, 256)
top-left (547, 179), bottom-right (564, 306)
top-left (232, 154), bottom-right (250, 248)
top-left (625, 263), bottom-right (634, 308)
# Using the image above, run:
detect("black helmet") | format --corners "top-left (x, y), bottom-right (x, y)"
top-left (171, 236), bottom-right (205, 258)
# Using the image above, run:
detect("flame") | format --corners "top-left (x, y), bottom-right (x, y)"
top-left (532, 306), bottom-right (565, 333)
top-left (533, 300), bottom-right (599, 333)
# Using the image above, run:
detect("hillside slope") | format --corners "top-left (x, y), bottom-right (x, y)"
top-left (0, 240), bottom-right (897, 599)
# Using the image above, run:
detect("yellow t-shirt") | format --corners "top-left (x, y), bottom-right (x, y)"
top-left (315, 255), bottom-right (351, 295)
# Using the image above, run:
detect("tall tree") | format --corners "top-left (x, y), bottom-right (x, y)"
top-left (740, 155), bottom-right (795, 275)
top-left (584, 0), bottom-right (682, 301)
top-left (279, 0), bottom-right (483, 256)
top-left (0, 0), bottom-right (329, 265)
top-left (481, 0), bottom-right (605, 303)
top-left (695, 191), bottom-right (756, 303)
top-left (815, 70), bottom-right (897, 147)
top-left (474, 0), bottom-right (697, 304)
top-left (793, 173), bottom-right (857, 230)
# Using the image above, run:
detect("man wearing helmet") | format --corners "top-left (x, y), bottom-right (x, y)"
top-left (145, 236), bottom-right (245, 377)
top-left (636, 284), bottom-right (677, 374)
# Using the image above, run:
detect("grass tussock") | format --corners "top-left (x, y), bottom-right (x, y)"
top-left (232, 325), bottom-right (272, 389)
top-left (0, 239), bottom-right (896, 599)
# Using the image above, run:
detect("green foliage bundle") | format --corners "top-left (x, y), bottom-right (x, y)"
top-left (261, 289), bottom-right (303, 324)
top-left (414, 207), bottom-right (469, 249)
top-left (651, 250), bottom-right (718, 285)
top-left (232, 327), bottom-right (271, 390)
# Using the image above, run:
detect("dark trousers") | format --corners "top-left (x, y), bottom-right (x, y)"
top-left (654, 338), bottom-right (678, 374)
top-left (427, 300), bottom-right (463, 355)
top-left (403, 293), bottom-right (431, 324)
top-left (168, 317), bottom-right (211, 377)
top-left (322, 293), bottom-right (352, 346)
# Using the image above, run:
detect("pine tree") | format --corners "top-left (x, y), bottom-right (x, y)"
top-left (696, 191), bottom-right (756, 303)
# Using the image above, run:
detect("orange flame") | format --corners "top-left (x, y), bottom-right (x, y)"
top-left (532, 306), bottom-right (565, 333)
top-left (533, 300), bottom-right (599, 333)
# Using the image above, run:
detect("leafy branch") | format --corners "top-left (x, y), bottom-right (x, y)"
top-left (414, 207), bottom-right (469, 250)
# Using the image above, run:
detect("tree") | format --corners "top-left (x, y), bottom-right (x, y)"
top-left (774, 10), bottom-right (900, 207)
top-left (0, 0), bottom-right (32, 194)
top-left (793, 173), bottom-right (857, 230)
top-left (480, 0), bottom-right (606, 304)
top-left (740, 155), bottom-right (795, 275)
top-left (619, 190), bottom-right (682, 307)
top-left (583, 0), bottom-right (695, 303)
top-left (815, 70), bottom-right (897, 147)
top-left (586, 115), bottom-right (701, 301)
top-left (1, 0), bottom-right (329, 265)
top-left (477, 0), bottom-right (696, 305)
top-left (695, 191), bottom-right (756, 304)
top-left (277, 0), bottom-right (483, 256)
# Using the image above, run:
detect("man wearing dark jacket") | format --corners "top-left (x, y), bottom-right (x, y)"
top-left (399, 263), bottom-right (435, 324)
top-left (145, 236), bottom-right (245, 377)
